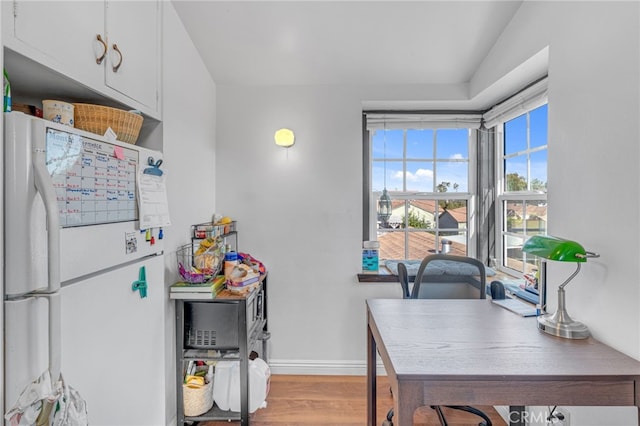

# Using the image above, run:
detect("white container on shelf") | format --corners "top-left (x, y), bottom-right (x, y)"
top-left (42, 100), bottom-right (74, 127)
top-left (213, 358), bottom-right (271, 413)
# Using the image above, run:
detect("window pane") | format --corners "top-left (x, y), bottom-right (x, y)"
top-left (372, 160), bottom-right (403, 192)
top-left (408, 231), bottom-right (436, 259)
top-left (389, 200), bottom-right (406, 229)
top-left (371, 131), bottom-right (385, 158)
top-left (439, 231), bottom-right (467, 256)
top-left (372, 129), bottom-right (403, 159)
top-left (504, 155), bottom-right (527, 191)
top-left (405, 161), bottom-right (433, 192)
top-left (386, 129), bottom-right (404, 158)
top-left (440, 201), bottom-right (467, 229)
top-left (378, 230), bottom-right (404, 260)
top-left (504, 235), bottom-right (538, 274)
top-left (408, 199), bottom-right (436, 228)
top-left (504, 235), bottom-right (524, 272)
top-left (435, 162), bottom-right (468, 193)
top-left (530, 150), bottom-right (547, 192)
top-left (525, 200), bottom-right (547, 235)
top-left (406, 129), bottom-right (433, 158)
top-left (504, 200), bottom-right (546, 236)
top-left (530, 104), bottom-right (548, 149)
top-left (385, 161), bottom-right (403, 192)
top-left (436, 129), bottom-right (468, 159)
top-left (504, 114), bottom-right (527, 154)
top-left (372, 161), bottom-right (384, 192)
top-left (505, 201), bottom-right (524, 233)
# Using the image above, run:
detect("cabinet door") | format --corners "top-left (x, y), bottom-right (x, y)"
top-left (11, 1), bottom-right (105, 90)
top-left (105, 0), bottom-right (159, 111)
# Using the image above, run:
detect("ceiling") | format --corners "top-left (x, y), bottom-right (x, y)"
top-left (172, 0), bottom-right (524, 89)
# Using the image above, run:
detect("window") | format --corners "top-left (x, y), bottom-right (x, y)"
top-left (496, 103), bottom-right (548, 275)
top-left (364, 114), bottom-right (481, 261)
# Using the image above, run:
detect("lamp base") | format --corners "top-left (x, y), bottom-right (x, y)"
top-left (537, 314), bottom-right (590, 339)
top-left (537, 285), bottom-right (590, 339)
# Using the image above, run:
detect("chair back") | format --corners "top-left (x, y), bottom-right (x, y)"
top-left (397, 262), bottom-right (410, 299)
top-left (410, 254), bottom-right (486, 300)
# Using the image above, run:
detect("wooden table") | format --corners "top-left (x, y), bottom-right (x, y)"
top-left (366, 299), bottom-right (640, 426)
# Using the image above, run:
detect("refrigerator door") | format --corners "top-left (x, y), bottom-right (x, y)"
top-left (59, 254), bottom-right (165, 426)
top-left (4, 112), bottom-right (49, 296)
top-left (4, 112), bottom-right (165, 297)
top-left (4, 296), bottom-right (50, 416)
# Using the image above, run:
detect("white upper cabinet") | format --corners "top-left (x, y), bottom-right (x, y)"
top-left (3, 1), bottom-right (161, 118)
top-left (105, 1), bottom-right (159, 114)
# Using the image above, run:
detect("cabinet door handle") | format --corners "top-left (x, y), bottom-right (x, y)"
top-left (96, 34), bottom-right (108, 65)
top-left (112, 44), bottom-right (123, 72)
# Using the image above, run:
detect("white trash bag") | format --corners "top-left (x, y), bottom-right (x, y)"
top-left (5, 370), bottom-right (88, 426)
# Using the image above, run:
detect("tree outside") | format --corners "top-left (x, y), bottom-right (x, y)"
top-left (436, 181), bottom-right (465, 210)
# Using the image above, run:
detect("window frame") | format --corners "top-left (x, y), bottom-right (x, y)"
top-left (363, 114), bottom-right (480, 261)
top-left (494, 101), bottom-right (548, 276)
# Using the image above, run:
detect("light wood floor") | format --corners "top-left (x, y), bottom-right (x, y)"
top-left (201, 374), bottom-right (507, 426)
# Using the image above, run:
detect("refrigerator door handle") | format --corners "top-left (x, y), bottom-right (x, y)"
top-left (31, 137), bottom-right (61, 294)
top-left (38, 292), bottom-right (62, 380)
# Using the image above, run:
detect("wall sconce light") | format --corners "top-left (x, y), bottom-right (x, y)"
top-left (274, 128), bottom-right (295, 147)
top-left (522, 235), bottom-right (599, 339)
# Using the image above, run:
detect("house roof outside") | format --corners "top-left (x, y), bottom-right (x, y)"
top-left (378, 230), bottom-right (466, 260)
top-left (444, 206), bottom-right (467, 224)
top-left (505, 202), bottom-right (548, 221)
top-left (388, 200), bottom-right (468, 223)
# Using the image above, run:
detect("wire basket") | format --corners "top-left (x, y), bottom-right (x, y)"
top-left (73, 103), bottom-right (143, 144)
top-left (176, 241), bottom-right (222, 283)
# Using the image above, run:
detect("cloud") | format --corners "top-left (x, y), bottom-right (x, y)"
top-left (403, 168), bottom-right (433, 182)
top-left (450, 153), bottom-right (464, 160)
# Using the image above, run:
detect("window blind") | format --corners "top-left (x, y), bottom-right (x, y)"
top-left (365, 113), bottom-right (483, 130)
top-left (482, 77), bottom-right (548, 128)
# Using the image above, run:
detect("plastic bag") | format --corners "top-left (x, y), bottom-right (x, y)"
top-left (237, 252), bottom-right (266, 275)
top-left (4, 370), bottom-right (88, 426)
top-left (51, 375), bottom-right (88, 426)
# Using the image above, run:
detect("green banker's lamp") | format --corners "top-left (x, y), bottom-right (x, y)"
top-left (522, 235), bottom-right (599, 339)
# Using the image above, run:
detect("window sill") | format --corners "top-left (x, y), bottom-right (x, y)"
top-left (357, 273), bottom-right (398, 283)
top-left (357, 265), bottom-right (518, 283)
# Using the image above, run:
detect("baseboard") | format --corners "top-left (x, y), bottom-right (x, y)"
top-left (267, 359), bottom-right (388, 376)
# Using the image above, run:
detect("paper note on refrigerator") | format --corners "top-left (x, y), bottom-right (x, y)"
top-left (137, 170), bottom-right (171, 228)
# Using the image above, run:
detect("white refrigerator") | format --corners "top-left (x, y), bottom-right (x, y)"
top-left (3, 111), bottom-right (168, 425)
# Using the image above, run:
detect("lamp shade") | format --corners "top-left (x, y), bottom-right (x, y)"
top-left (274, 128), bottom-right (295, 147)
top-left (522, 235), bottom-right (587, 262)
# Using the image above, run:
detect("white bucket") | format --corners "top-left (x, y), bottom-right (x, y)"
top-left (213, 358), bottom-right (271, 413)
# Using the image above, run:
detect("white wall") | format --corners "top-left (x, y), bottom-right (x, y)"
top-left (475, 1), bottom-right (640, 358)
top-left (216, 85), bottom-right (400, 372)
top-left (216, 1), bottom-right (640, 422)
top-left (161, 2), bottom-right (217, 422)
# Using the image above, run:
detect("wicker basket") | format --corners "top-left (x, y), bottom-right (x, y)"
top-left (73, 103), bottom-right (143, 144)
top-left (183, 381), bottom-right (214, 417)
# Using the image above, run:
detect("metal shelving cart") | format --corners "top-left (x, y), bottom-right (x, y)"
top-left (175, 223), bottom-right (269, 425)
top-left (175, 270), bottom-right (269, 424)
